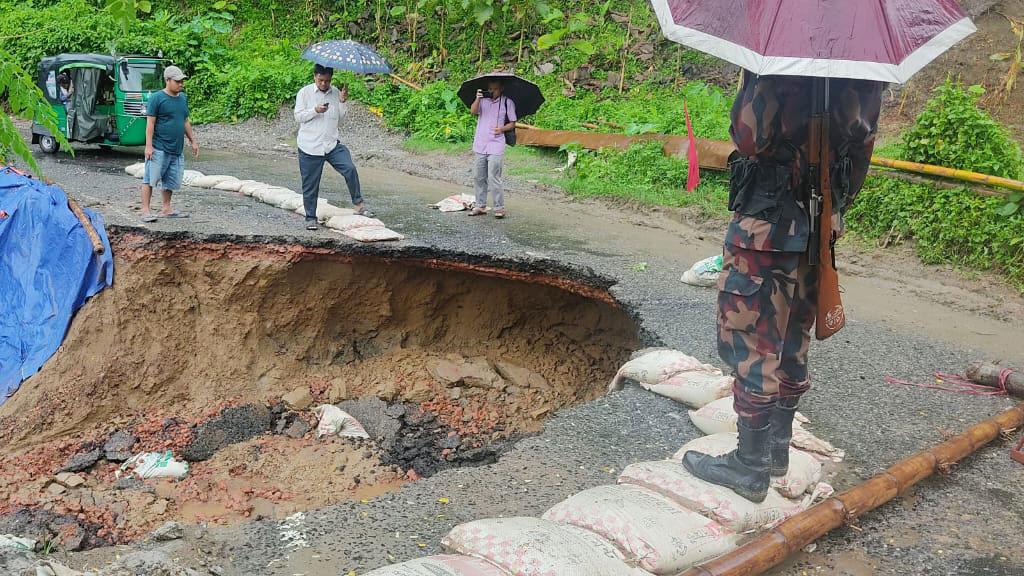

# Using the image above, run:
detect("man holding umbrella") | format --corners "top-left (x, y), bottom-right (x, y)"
top-left (459, 72), bottom-right (545, 219)
top-left (296, 40), bottom-right (391, 230)
top-left (643, 0), bottom-right (977, 502)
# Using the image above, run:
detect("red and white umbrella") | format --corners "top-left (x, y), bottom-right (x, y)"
top-left (651, 0), bottom-right (976, 82)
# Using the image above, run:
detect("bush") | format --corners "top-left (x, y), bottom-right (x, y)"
top-left (847, 176), bottom-right (1024, 290)
top-left (900, 79), bottom-right (1023, 179)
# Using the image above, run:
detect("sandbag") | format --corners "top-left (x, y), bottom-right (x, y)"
top-left (643, 371), bottom-right (733, 409)
top-left (238, 181), bottom-right (272, 196)
top-left (191, 175), bottom-right (237, 188)
top-left (124, 163), bottom-right (145, 178)
top-left (213, 179), bottom-right (246, 192)
top-left (433, 193), bottom-right (475, 212)
top-left (442, 517), bottom-right (650, 576)
top-left (670, 433), bottom-right (822, 498)
top-left (316, 203), bottom-right (355, 221)
top-left (314, 405), bottom-right (370, 439)
top-left (181, 170), bottom-right (205, 186)
top-left (688, 397), bottom-right (843, 461)
top-left (325, 214), bottom-right (386, 231)
top-left (618, 460), bottom-right (814, 532)
top-left (362, 555), bottom-right (508, 576)
top-left (278, 194), bottom-right (304, 211)
top-left (253, 187), bottom-right (291, 206)
top-left (608, 350), bottom-right (720, 393)
top-left (543, 484), bottom-right (739, 575)
top-left (342, 227), bottom-right (404, 243)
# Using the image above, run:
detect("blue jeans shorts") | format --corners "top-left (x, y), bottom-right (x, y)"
top-left (143, 149), bottom-right (184, 191)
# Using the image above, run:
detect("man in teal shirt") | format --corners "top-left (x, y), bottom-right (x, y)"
top-left (141, 65), bottom-right (199, 223)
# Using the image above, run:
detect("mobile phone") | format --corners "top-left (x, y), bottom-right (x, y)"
top-left (482, 91), bottom-right (492, 98)
top-left (324, 102), bottom-right (330, 109)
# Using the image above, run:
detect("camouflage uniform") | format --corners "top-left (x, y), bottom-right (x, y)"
top-left (720, 71), bottom-right (883, 425)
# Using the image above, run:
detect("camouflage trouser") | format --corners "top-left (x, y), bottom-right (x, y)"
top-left (717, 243), bottom-right (818, 426)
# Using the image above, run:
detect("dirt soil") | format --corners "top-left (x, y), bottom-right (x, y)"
top-left (0, 232), bottom-right (638, 549)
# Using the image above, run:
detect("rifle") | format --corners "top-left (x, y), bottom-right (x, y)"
top-left (808, 78), bottom-right (845, 340)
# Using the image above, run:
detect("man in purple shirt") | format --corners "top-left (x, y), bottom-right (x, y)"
top-left (468, 79), bottom-right (516, 219)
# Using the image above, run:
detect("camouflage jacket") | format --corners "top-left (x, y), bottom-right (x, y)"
top-left (726, 70), bottom-right (883, 252)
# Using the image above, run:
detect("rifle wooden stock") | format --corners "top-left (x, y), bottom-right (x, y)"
top-left (812, 79), bottom-right (845, 340)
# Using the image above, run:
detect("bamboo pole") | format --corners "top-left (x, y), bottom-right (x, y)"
top-left (66, 195), bottom-right (104, 255)
top-left (871, 156), bottom-right (1024, 192)
top-left (966, 362), bottom-right (1024, 398)
top-left (389, 73), bottom-right (422, 91)
top-left (681, 401), bottom-right (1024, 576)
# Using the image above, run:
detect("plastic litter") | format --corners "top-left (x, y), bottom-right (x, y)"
top-left (680, 254), bottom-right (723, 288)
top-left (314, 405), bottom-right (370, 439)
top-left (543, 483), bottom-right (739, 574)
top-left (671, 433), bottom-right (823, 498)
top-left (0, 534), bottom-right (36, 550)
top-left (120, 451), bottom-right (189, 480)
top-left (341, 227), bottom-right (405, 243)
top-left (442, 517), bottom-right (651, 576)
top-left (363, 555), bottom-right (508, 576)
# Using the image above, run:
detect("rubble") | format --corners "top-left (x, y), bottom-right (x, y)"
top-left (103, 431), bottom-right (139, 462)
top-left (149, 521), bottom-right (184, 541)
top-left (181, 405), bottom-right (272, 462)
top-left (60, 449), bottom-right (102, 473)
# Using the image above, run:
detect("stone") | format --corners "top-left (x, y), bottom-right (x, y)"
top-left (446, 387), bottom-right (463, 401)
top-left (113, 477), bottom-right (145, 491)
top-left (250, 498), bottom-right (276, 520)
top-left (150, 499), bottom-right (169, 516)
top-left (54, 521), bottom-right (86, 551)
top-left (282, 387), bottom-right (313, 411)
top-left (150, 521), bottom-right (184, 541)
top-left (210, 566), bottom-right (225, 576)
top-left (54, 473), bottom-right (86, 488)
top-left (494, 361), bottom-right (548, 391)
top-left (59, 449), bottom-right (102, 473)
top-left (429, 359), bottom-right (463, 384)
top-left (283, 418), bottom-right (310, 439)
top-left (112, 550), bottom-right (203, 576)
top-left (438, 434), bottom-right (461, 450)
top-left (182, 404), bottom-right (272, 462)
top-left (534, 62), bottom-right (556, 76)
top-left (45, 483), bottom-right (67, 496)
top-left (337, 398), bottom-right (402, 450)
top-left (326, 377), bottom-right (349, 403)
top-left (103, 430), bottom-right (139, 462)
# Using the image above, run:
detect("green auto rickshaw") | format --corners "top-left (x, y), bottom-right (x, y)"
top-left (32, 53), bottom-right (171, 154)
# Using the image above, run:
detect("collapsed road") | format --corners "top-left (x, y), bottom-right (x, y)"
top-left (1, 131), bottom-right (1022, 576)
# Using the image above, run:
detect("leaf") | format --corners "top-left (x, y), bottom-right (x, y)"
top-left (537, 28), bottom-right (567, 50)
top-left (472, 1), bottom-right (494, 25)
top-left (632, 262), bottom-right (649, 272)
top-left (136, 0), bottom-right (152, 14)
top-left (390, 5), bottom-right (406, 16)
top-left (997, 201), bottom-right (1020, 216)
top-left (990, 53), bottom-right (1012, 61)
top-left (213, 0), bottom-right (226, 9)
top-left (570, 40), bottom-right (596, 55)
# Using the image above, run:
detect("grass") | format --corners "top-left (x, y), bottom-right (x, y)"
top-left (402, 135), bottom-right (470, 155)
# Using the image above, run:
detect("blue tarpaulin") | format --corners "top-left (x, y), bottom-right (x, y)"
top-left (0, 167), bottom-right (114, 404)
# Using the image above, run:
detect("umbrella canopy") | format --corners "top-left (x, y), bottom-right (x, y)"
top-left (301, 40), bottom-right (392, 74)
top-left (458, 72), bottom-right (545, 118)
top-left (650, 0), bottom-right (976, 83)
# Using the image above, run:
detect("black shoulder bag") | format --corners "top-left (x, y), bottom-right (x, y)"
top-left (503, 97), bottom-right (516, 147)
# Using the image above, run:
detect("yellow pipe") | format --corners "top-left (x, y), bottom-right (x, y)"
top-left (871, 156), bottom-right (1024, 193)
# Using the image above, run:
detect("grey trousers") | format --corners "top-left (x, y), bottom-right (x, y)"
top-left (299, 143), bottom-right (362, 221)
top-left (474, 153), bottom-right (504, 209)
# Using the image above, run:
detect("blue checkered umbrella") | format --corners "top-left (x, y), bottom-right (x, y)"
top-left (301, 40), bottom-right (392, 75)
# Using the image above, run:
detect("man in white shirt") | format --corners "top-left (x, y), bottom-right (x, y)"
top-left (294, 64), bottom-right (373, 231)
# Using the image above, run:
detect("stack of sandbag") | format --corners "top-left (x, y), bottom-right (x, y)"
top-left (608, 349), bottom-right (733, 408)
top-left (688, 397), bottom-right (845, 462)
top-left (363, 555), bottom-right (508, 576)
top-left (542, 484), bottom-right (739, 575)
top-left (442, 517), bottom-right (652, 576)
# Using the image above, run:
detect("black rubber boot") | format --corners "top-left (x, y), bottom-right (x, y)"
top-left (770, 400), bottom-right (799, 477)
top-left (682, 419), bottom-right (770, 503)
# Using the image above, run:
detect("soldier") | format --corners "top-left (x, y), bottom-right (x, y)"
top-left (682, 71), bottom-right (884, 503)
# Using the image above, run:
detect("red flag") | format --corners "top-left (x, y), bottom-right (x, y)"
top-left (684, 101), bottom-right (701, 192)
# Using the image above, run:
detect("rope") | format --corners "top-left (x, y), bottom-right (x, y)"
top-left (884, 370), bottom-right (1009, 396)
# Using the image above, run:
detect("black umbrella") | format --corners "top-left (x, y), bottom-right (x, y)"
top-left (457, 72), bottom-right (545, 118)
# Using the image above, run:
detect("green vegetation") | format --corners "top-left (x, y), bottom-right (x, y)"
top-left (848, 177), bottom-right (1024, 290)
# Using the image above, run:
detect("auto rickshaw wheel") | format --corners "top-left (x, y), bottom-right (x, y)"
top-left (39, 135), bottom-right (60, 154)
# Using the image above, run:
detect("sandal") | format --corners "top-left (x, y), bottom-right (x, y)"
top-left (159, 211), bottom-right (190, 219)
top-left (305, 220), bottom-right (319, 231)
top-left (354, 206), bottom-right (376, 218)
top-left (494, 209), bottom-right (506, 219)
top-left (141, 214), bottom-right (157, 223)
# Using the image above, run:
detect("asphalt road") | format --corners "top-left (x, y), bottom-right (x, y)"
top-left (19, 142), bottom-right (1024, 576)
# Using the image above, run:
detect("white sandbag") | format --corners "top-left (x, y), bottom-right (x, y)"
top-left (314, 405), bottom-right (370, 439)
top-left (434, 193), bottom-right (475, 212)
top-left (671, 433), bottom-right (822, 498)
top-left (213, 178), bottom-right (246, 191)
top-left (618, 460), bottom-right (813, 532)
top-left (253, 187), bottom-right (291, 205)
top-left (317, 203), bottom-right (355, 221)
top-left (325, 214), bottom-right (386, 231)
top-left (608, 350), bottom-right (720, 393)
top-left (688, 396), bottom-right (739, 436)
top-left (543, 484), bottom-right (739, 575)
top-left (124, 163), bottom-right (145, 178)
top-left (342, 227), bottom-right (404, 243)
top-left (363, 555), bottom-right (507, 576)
top-left (238, 181), bottom-right (272, 196)
top-left (278, 194), bottom-right (304, 211)
top-left (191, 174), bottom-right (236, 188)
top-left (442, 517), bottom-right (650, 576)
top-left (643, 371), bottom-right (733, 409)
top-left (181, 170), bottom-right (205, 186)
